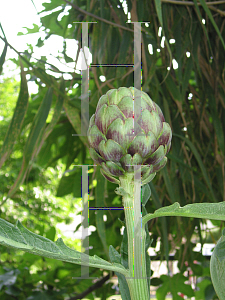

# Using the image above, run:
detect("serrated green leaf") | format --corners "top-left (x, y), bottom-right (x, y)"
top-left (143, 201), bottom-right (225, 227)
top-left (40, 0), bottom-right (65, 12)
top-left (41, 10), bottom-right (62, 30)
top-left (0, 218), bottom-right (128, 276)
top-left (36, 37), bottom-right (44, 48)
top-left (156, 274), bottom-right (194, 300)
top-left (17, 24), bottom-right (40, 35)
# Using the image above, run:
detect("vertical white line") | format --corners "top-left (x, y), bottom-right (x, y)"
top-left (133, 22), bottom-right (143, 280)
top-left (81, 165), bottom-right (89, 277)
top-left (81, 22), bottom-right (89, 136)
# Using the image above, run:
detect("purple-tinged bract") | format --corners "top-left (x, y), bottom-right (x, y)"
top-left (87, 87), bottom-right (172, 185)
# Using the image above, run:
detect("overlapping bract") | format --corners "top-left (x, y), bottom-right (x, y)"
top-left (87, 87), bottom-right (172, 185)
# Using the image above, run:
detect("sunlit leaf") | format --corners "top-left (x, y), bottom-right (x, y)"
top-left (143, 202), bottom-right (225, 226)
top-left (7, 88), bottom-right (53, 198)
top-left (0, 218), bottom-right (128, 275)
top-left (0, 60), bottom-right (29, 168)
top-left (0, 43), bottom-right (7, 75)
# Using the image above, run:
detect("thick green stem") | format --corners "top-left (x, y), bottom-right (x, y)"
top-left (119, 174), bottom-right (150, 300)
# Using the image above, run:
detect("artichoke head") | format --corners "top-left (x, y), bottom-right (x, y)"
top-left (87, 87), bottom-right (172, 185)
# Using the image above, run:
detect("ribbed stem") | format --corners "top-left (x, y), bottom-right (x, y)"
top-left (119, 174), bottom-right (150, 300)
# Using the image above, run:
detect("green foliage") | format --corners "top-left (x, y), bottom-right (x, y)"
top-left (0, 44), bottom-right (7, 75)
top-left (109, 245), bottom-right (131, 300)
top-left (0, 76), bottom-right (20, 141)
top-left (0, 218), bottom-right (127, 275)
top-left (0, 0), bottom-right (225, 298)
top-left (143, 202), bottom-right (225, 225)
top-left (210, 229), bottom-right (225, 299)
top-left (156, 273), bottom-right (194, 299)
top-left (17, 24), bottom-right (40, 35)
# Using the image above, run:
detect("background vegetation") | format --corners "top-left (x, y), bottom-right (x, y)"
top-left (0, 0), bottom-right (224, 299)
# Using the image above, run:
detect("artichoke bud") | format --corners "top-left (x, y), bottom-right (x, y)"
top-left (87, 87), bottom-right (172, 185)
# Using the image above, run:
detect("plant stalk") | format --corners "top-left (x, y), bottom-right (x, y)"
top-left (119, 173), bottom-right (150, 300)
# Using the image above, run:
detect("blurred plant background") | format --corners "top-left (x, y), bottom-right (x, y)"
top-left (0, 0), bottom-right (224, 299)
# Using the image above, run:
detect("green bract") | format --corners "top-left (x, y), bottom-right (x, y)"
top-left (87, 87), bottom-right (172, 185)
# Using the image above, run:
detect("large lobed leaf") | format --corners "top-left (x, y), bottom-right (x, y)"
top-left (142, 202), bottom-right (225, 227)
top-left (156, 273), bottom-right (194, 299)
top-left (0, 218), bottom-right (128, 277)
